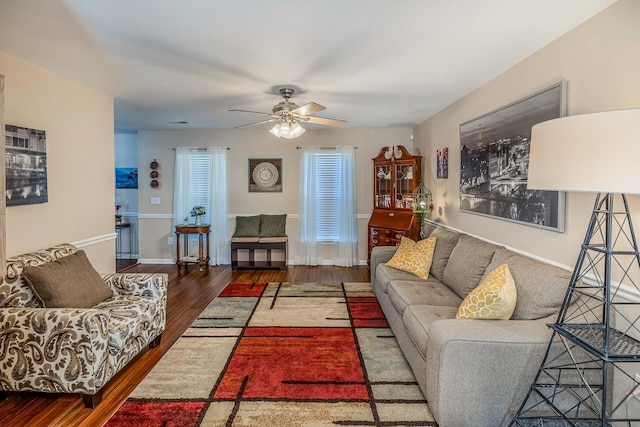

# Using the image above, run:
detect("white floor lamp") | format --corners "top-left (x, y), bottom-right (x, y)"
top-left (512, 109), bottom-right (640, 425)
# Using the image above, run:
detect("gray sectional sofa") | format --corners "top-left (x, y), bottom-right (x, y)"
top-left (371, 226), bottom-right (575, 427)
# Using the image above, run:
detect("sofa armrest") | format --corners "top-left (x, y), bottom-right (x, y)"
top-left (370, 246), bottom-right (397, 281)
top-left (0, 307), bottom-right (110, 394)
top-left (101, 273), bottom-right (168, 301)
top-left (426, 318), bottom-right (553, 427)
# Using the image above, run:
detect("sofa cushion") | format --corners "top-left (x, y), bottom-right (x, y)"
top-left (456, 264), bottom-right (517, 320)
top-left (388, 279), bottom-right (462, 316)
top-left (22, 250), bottom-right (114, 308)
top-left (232, 215), bottom-right (261, 237)
top-left (259, 214), bottom-right (287, 237)
top-left (487, 248), bottom-right (572, 320)
top-left (386, 236), bottom-right (437, 279)
top-left (96, 295), bottom-right (158, 355)
top-left (442, 235), bottom-right (501, 299)
top-left (375, 264), bottom-right (427, 294)
top-left (403, 305), bottom-right (458, 359)
top-left (428, 228), bottom-right (462, 282)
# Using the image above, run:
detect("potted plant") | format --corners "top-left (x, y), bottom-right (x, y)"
top-left (115, 203), bottom-right (122, 224)
top-left (190, 206), bottom-right (206, 225)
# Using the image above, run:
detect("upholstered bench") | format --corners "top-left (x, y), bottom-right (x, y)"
top-left (230, 214), bottom-right (287, 271)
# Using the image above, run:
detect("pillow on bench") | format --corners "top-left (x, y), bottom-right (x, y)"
top-left (22, 250), bottom-right (114, 308)
top-left (259, 214), bottom-right (286, 237)
top-left (233, 215), bottom-right (261, 237)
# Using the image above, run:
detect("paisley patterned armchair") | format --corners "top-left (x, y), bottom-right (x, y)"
top-left (0, 244), bottom-right (167, 407)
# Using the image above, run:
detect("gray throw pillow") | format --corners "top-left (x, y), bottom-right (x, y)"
top-left (442, 235), bottom-right (501, 299)
top-left (232, 215), bottom-right (261, 237)
top-left (428, 227), bottom-right (462, 282)
top-left (259, 214), bottom-right (287, 237)
top-left (22, 250), bottom-right (114, 308)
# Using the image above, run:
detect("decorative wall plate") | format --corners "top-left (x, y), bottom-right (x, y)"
top-left (248, 158), bottom-right (282, 192)
top-left (252, 162), bottom-right (279, 188)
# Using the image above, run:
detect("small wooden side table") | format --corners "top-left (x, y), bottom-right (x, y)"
top-left (115, 222), bottom-right (134, 260)
top-left (175, 224), bottom-right (211, 271)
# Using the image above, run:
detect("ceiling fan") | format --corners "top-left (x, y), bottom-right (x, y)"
top-left (229, 88), bottom-right (348, 139)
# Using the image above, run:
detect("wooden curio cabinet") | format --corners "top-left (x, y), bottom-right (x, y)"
top-left (368, 145), bottom-right (422, 264)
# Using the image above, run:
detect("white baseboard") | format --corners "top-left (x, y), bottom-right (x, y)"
top-left (138, 258), bottom-right (174, 264)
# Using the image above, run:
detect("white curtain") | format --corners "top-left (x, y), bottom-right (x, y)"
top-left (207, 146), bottom-right (229, 265)
top-left (296, 147), bottom-right (322, 265)
top-left (295, 146), bottom-right (358, 267)
top-left (173, 147), bottom-right (191, 231)
top-left (172, 147), bottom-right (229, 265)
top-left (334, 146), bottom-right (358, 267)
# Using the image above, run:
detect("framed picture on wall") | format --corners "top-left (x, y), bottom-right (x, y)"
top-left (437, 147), bottom-right (448, 179)
top-left (5, 124), bottom-right (48, 206)
top-left (116, 168), bottom-right (139, 189)
top-left (459, 81), bottom-right (566, 232)
top-left (249, 158), bottom-right (282, 192)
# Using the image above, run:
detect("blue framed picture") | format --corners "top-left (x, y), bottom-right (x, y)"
top-left (115, 168), bottom-right (138, 189)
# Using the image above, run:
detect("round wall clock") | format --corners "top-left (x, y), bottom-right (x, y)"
top-left (252, 161), bottom-right (279, 188)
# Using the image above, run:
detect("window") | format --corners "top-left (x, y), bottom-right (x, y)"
top-left (296, 146), bottom-right (358, 266)
top-left (313, 151), bottom-right (343, 241)
top-left (185, 152), bottom-right (211, 224)
top-left (173, 147), bottom-right (228, 264)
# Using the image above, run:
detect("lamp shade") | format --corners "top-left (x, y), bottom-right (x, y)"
top-left (527, 109), bottom-right (640, 194)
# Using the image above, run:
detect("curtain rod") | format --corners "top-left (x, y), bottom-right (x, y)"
top-left (296, 146), bottom-right (358, 150)
top-left (169, 147), bottom-right (230, 151)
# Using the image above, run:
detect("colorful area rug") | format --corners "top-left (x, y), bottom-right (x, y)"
top-left (107, 282), bottom-right (437, 426)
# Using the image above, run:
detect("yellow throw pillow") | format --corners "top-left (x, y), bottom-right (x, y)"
top-left (385, 236), bottom-right (437, 279)
top-left (456, 264), bottom-right (517, 320)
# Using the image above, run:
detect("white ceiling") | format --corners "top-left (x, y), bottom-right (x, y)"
top-left (0, 0), bottom-right (617, 131)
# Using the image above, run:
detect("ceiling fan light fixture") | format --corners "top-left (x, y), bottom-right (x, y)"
top-left (287, 122), bottom-right (306, 139)
top-left (269, 121), bottom-right (305, 139)
top-left (269, 123), bottom-right (283, 138)
top-left (232, 87), bottom-right (346, 137)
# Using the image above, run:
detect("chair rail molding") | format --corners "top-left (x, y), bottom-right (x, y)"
top-left (424, 219), bottom-right (640, 303)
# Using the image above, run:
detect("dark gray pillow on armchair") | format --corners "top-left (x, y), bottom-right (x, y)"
top-left (22, 250), bottom-right (114, 308)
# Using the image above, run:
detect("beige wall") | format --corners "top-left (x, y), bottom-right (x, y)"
top-left (414, 0), bottom-right (640, 271)
top-left (0, 52), bottom-right (116, 272)
top-left (414, 0), bottom-right (640, 409)
top-left (137, 127), bottom-right (414, 264)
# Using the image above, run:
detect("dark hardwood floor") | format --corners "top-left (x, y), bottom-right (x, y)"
top-left (0, 264), bottom-right (370, 427)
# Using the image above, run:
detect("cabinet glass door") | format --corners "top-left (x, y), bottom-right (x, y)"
top-left (395, 164), bottom-right (415, 209)
top-left (375, 165), bottom-right (392, 208)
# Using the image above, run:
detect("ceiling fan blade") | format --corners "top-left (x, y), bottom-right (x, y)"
top-left (234, 118), bottom-right (279, 129)
top-left (229, 109), bottom-right (274, 116)
top-left (292, 102), bottom-right (325, 116)
top-left (304, 116), bottom-right (348, 127)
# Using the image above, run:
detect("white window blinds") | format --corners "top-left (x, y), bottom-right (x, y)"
top-left (314, 152), bottom-right (342, 241)
top-left (186, 152), bottom-right (211, 224)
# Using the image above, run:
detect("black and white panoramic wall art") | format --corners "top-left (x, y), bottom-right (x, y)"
top-left (5, 124), bottom-right (48, 206)
top-left (459, 82), bottom-right (566, 232)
